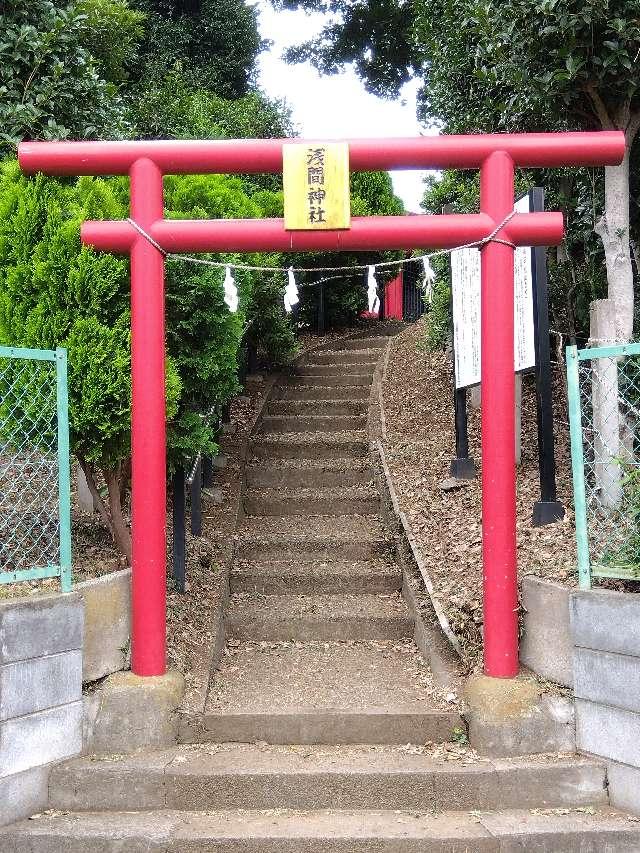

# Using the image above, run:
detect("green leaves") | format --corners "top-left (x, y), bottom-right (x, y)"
top-left (0, 1), bottom-right (136, 153)
top-left (0, 160), bottom-right (300, 472)
top-left (133, 0), bottom-right (263, 99)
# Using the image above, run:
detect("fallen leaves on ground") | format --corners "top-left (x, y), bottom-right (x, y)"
top-left (382, 318), bottom-right (577, 671)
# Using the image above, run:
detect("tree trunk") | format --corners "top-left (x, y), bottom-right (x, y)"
top-left (119, 456), bottom-right (131, 508)
top-left (590, 300), bottom-right (622, 509)
top-left (588, 121), bottom-right (637, 511)
top-left (595, 146), bottom-right (633, 341)
top-left (76, 456), bottom-right (132, 565)
top-left (77, 456), bottom-right (116, 539)
top-left (105, 467), bottom-right (132, 565)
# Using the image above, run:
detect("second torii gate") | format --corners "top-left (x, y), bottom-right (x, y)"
top-left (19, 131), bottom-right (625, 680)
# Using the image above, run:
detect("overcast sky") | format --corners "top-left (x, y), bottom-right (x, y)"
top-left (256, 2), bottom-right (431, 212)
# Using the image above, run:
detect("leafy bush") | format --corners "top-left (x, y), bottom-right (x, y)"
top-left (165, 259), bottom-right (243, 471)
top-left (164, 175), bottom-right (297, 368)
top-left (0, 0), bottom-right (141, 152)
top-left (242, 271), bottom-right (298, 367)
top-left (0, 161), bottom-right (296, 560)
top-left (0, 162), bottom-right (144, 558)
top-left (424, 278), bottom-right (451, 352)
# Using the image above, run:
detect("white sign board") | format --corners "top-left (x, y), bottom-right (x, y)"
top-left (451, 194), bottom-right (536, 389)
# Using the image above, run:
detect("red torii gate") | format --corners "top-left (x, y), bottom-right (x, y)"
top-left (19, 132), bottom-right (625, 680)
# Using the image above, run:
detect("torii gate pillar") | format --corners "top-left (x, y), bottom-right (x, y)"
top-left (19, 132), bottom-right (625, 679)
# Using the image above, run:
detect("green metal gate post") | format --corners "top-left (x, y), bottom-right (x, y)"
top-left (566, 345), bottom-right (591, 589)
top-left (56, 348), bottom-right (72, 592)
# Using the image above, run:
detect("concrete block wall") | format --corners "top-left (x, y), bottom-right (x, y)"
top-left (571, 589), bottom-right (640, 815)
top-left (77, 568), bottom-right (131, 683)
top-left (521, 576), bottom-right (573, 687)
top-left (0, 593), bottom-right (84, 825)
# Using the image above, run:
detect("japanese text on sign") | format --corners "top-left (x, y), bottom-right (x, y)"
top-left (283, 142), bottom-right (351, 230)
top-left (451, 193), bottom-right (536, 389)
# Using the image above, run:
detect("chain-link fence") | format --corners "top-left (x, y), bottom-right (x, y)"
top-left (567, 342), bottom-right (640, 588)
top-left (0, 347), bottom-right (71, 591)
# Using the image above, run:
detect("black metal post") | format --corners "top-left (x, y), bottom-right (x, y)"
top-left (379, 274), bottom-right (385, 322)
top-left (202, 455), bottom-right (214, 488)
top-left (190, 457), bottom-right (202, 537)
top-left (238, 343), bottom-right (248, 388)
top-left (247, 341), bottom-right (258, 373)
top-left (530, 187), bottom-right (565, 526)
top-left (449, 386), bottom-right (476, 479)
top-left (172, 465), bottom-right (186, 593)
top-left (317, 281), bottom-right (326, 334)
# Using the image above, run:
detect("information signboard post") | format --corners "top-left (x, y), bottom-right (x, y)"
top-left (450, 189), bottom-right (564, 524)
top-left (452, 194), bottom-right (536, 389)
top-left (530, 188), bottom-right (565, 525)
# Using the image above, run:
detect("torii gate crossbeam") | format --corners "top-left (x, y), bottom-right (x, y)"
top-left (19, 132), bottom-right (625, 680)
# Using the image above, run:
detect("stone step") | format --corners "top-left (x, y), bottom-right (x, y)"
top-left (245, 460), bottom-right (373, 489)
top-left (45, 746), bottom-right (608, 813)
top-left (235, 515), bottom-right (391, 562)
top-left (9, 807), bottom-right (639, 852)
top-left (285, 374), bottom-right (373, 387)
top-left (341, 335), bottom-right (389, 349)
top-left (295, 362), bottom-right (377, 377)
top-left (260, 415), bottom-right (366, 434)
top-left (269, 399), bottom-right (367, 416)
top-left (311, 348), bottom-right (382, 364)
top-left (203, 639), bottom-right (457, 743)
top-left (243, 488), bottom-right (380, 517)
top-left (231, 559), bottom-right (400, 594)
top-left (236, 538), bottom-right (391, 562)
top-left (225, 593), bottom-right (412, 641)
top-left (251, 436), bottom-right (368, 461)
top-left (278, 385), bottom-right (370, 401)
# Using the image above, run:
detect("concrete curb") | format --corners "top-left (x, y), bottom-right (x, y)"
top-left (367, 336), bottom-right (391, 444)
top-left (365, 331), bottom-right (463, 691)
top-left (401, 568), bottom-right (465, 694)
top-left (373, 438), bottom-right (463, 663)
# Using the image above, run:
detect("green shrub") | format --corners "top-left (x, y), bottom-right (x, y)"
top-left (0, 160), bottom-right (296, 560)
top-left (425, 277), bottom-right (452, 352)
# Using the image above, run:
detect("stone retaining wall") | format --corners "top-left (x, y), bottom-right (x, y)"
top-left (0, 593), bottom-right (84, 825)
top-left (77, 568), bottom-right (131, 683)
top-left (520, 576), bottom-right (574, 687)
top-left (0, 569), bottom-right (132, 826)
top-left (522, 577), bottom-right (640, 814)
top-left (571, 589), bottom-right (640, 815)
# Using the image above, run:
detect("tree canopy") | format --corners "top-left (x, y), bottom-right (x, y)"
top-left (0, 0), bottom-right (143, 149)
top-left (275, 0), bottom-right (640, 341)
top-left (275, 0), bottom-right (640, 133)
top-left (133, 0), bottom-right (264, 98)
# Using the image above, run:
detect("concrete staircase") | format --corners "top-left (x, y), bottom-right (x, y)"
top-left (3, 330), bottom-right (640, 851)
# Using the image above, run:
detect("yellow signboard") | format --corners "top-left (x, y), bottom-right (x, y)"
top-left (283, 142), bottom-right (351, 230)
